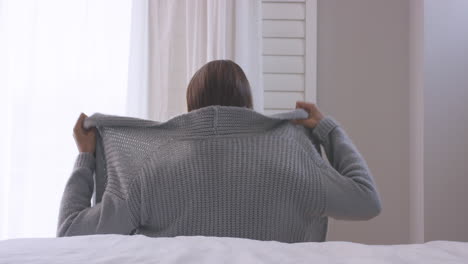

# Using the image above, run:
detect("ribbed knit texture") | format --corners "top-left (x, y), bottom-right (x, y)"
top-left (58, 106), bottom-right (381, 242)
top-left (74, 153), bottom-right (96, 170)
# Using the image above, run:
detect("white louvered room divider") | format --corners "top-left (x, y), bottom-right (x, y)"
top-left (262, 0), bottom-right (317, 114)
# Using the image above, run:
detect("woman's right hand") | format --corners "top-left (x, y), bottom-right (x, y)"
top-left (73, 113), bottom-right (96, 153)
top-left (293, 101), bottom-right (325, 129)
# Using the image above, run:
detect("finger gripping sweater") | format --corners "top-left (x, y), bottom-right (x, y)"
top-left (57, 106), bottom-right (381, 242)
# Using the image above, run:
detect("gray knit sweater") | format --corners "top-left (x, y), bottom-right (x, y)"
top-left (57, 106), bottom-right (381, 242)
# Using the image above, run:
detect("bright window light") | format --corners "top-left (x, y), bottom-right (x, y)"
top-left (0, 0), bottom-right (132, 239)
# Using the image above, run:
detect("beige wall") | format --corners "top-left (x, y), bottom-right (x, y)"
top-left (409, 0), bottom-right (424, 244)
top-left (317, 0), bottom-right (411, 244)
top-left (316, 0), bottom-right (468, 244)
top-left (424, 0), bottom-right (468, 242)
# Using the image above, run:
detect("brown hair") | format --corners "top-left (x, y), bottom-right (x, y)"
top-left (186, 60), bottom-right (253, 112)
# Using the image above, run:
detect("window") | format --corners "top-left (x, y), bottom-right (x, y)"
top-left (0, 0), bottom-right (131, 239)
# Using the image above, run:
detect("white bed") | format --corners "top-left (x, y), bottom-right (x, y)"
top-left (1, 235), bottom-right (467, 264)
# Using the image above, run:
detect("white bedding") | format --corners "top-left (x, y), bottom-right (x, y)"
top-left (1, 235), bottom-right (467, 264)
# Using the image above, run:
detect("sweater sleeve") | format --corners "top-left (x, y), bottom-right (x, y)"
top-left (57, 153), bottom-right (136, 236)
top-left (312, 117), bottom-right (382, 220)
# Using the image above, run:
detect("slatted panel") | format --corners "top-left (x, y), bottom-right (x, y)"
top-left (263, 38), bottom-right (304, 55)
top-left (263, 1), bottom-right (305, 113)
top-left (264, 109), bottom-right (290, 115)
top-left (263, 3), bottom-right (305, 20)
top-left (263, 56), bottom-right (304, 74)
top-left (263, 20), bottom-right (305, 38)
top-left (264, 73), bottom-right (304, 92)
top-left (262, 0), bottom-right (315, 114)
top-left (263, 0), bottom-right (305, 2)
top-left (264, 91), bottom-right (304, 109)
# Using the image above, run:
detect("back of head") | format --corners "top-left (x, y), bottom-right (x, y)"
top-left (186, 60), bottom-right (253, 112)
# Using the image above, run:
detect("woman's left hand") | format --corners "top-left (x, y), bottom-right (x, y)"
top-left (73, 113), bottom-right (96, 153)
top-left (293, 101), bottom-right (324, 129)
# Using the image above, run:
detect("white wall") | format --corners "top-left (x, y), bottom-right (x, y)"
top-left (423, 0), bottom-right (468, 242)
top-left (317, 0), bottom-right (411, 244)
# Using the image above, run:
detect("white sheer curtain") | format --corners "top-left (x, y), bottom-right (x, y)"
top-left (0, 0), bottom-right (132, 239)
top-left (0, 0), bottom-right (262, 239)
top-left (126, 0), bottom-right (263, 120)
